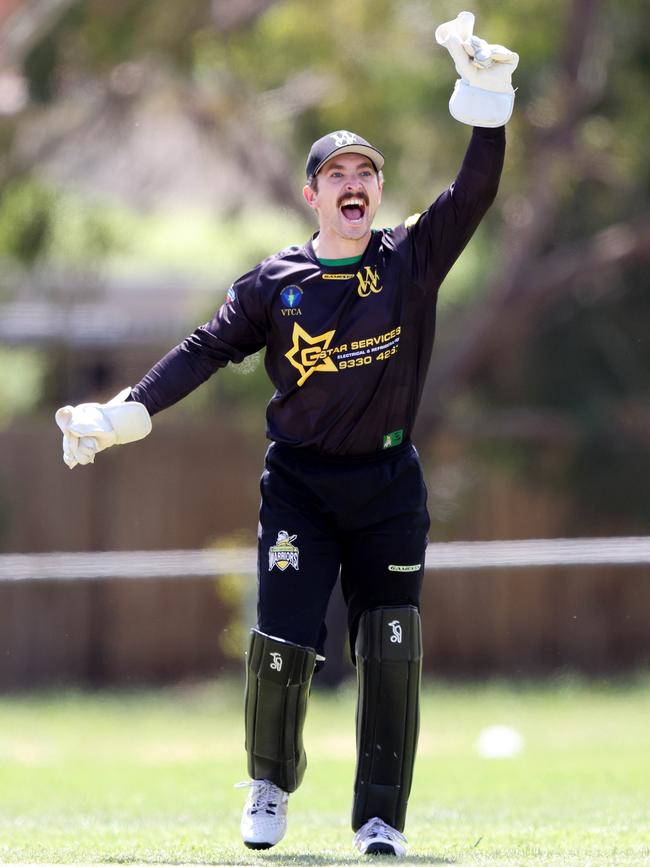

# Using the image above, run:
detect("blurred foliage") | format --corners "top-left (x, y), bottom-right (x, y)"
top-left (108, 208), bottom-right (310, 284)
top-left (516, 261), bottom-right (650, 530)
top-left (0, 348), bottom-right (46, 426)
top-left (0, 179), bottom-right (123, 268)
top-left (208, 529), bottom-right (258, 662)
top-left (1, 0), bottom-right (649, 529)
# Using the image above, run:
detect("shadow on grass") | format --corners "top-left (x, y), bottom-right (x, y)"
top-left (262, 857), bottom-right (455, 865)
top-left (104, 854), bottom-right (456, 866)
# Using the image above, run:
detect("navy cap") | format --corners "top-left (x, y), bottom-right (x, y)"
top-left (306, 130), bottom-right (384, 179)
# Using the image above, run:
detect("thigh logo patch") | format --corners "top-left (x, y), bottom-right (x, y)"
top-left (268, 530), bottom-right (300, 571)
top-left (269, 652), bottom-right (283, 672)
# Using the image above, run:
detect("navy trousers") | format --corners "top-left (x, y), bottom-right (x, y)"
top-left (256, 441), bottom-right (430, 662)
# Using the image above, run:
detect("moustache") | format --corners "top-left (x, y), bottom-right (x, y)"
top-left (337, 192), bottom-right (369, 208)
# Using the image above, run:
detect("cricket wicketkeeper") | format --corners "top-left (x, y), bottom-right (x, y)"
top-left (56, 12), bottom-right (517, 856)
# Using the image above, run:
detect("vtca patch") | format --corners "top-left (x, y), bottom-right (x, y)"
top-left (280, 285), bottom-right (303, 308)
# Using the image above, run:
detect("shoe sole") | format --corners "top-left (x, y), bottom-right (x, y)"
top-left (365, 842), bottom-right (397, 855)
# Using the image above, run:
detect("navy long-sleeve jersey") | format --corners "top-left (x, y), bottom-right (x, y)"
top-left (129, 126), bottom-right (505, 456)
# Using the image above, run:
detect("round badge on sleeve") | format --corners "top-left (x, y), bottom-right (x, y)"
top-left (280, 285), bottom-right (303, 309)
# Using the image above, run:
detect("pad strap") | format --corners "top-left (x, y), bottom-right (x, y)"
top-left (352, 606), bottom-right (422, 832)
top-left (244, 629), bottom-right (316, 793)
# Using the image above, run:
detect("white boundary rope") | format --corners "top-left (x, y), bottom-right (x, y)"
top-left (0, 537), bottom-right (648, 581)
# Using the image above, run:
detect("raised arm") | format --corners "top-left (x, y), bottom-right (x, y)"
top-left (392, 11), bottom-right (516, 289)
top-left (398, 124), bottom-right (505, 289)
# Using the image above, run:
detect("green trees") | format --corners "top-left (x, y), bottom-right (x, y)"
top-left (1, 0), bottom-right (648, 525)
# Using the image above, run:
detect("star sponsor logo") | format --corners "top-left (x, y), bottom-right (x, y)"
top-left (268, 530), bottom-right (300, 572)
top-left (285, 322), bottom-right (338, 386)
top-left (356, 266), bottom-right (382, 297)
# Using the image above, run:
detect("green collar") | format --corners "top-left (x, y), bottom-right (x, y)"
top-left (318, 254), bottom-right (363, 266)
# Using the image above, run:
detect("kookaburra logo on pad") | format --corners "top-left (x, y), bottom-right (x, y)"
top-left (269, 652), bottom-right (283, 672)
top-left (268, 530), bottom-right (300, 571)
top-left (388, 620), bottom-right (402, 644)
top-left (332, 130), bottom-right (358, 146)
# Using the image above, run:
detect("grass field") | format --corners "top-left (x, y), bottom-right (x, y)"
top-left (1, 677), bottom-right (649, 866)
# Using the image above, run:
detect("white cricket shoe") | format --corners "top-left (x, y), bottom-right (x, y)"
top-left (354, 817), bottom-right (407, 856)
top-left (238, 779), bottom-right (289, 850)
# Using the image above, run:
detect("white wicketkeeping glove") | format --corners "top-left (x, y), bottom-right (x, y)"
top-left (435, 11), bottom-right (519, 127)
top-left (55, 387), bottom-right (152, 469)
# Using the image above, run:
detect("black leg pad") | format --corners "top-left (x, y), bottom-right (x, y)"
top-left (244, 629), bottom-right (316, 793)
top-left (352, 606), bottom-right (422, 832)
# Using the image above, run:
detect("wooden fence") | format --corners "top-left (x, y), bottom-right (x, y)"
top-left (0, 421), bottom-right (648, 687)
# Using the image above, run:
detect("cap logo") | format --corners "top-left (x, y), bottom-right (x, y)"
top-left (331, 130), bottom-right (358, 147)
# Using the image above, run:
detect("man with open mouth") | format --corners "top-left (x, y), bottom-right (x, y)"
top-left (56, 10), bottom-right (518, 858)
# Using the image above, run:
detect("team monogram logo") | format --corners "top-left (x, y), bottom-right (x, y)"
top-left (331, 130), bottom-right (358, 147)
top-left (268, 530), bottom-right (300, 571)
top-left (269, 652), bottom-right (283, 672)
top-left (388, 620), bottom-right (402, 644)
top-left (356, 266), bottom-right (382, 298)
top-left (285, 323), bottom-right (338, 386)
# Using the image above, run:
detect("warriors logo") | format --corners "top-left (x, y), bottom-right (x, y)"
top-left (268, 530), bottom-right (300, 571)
